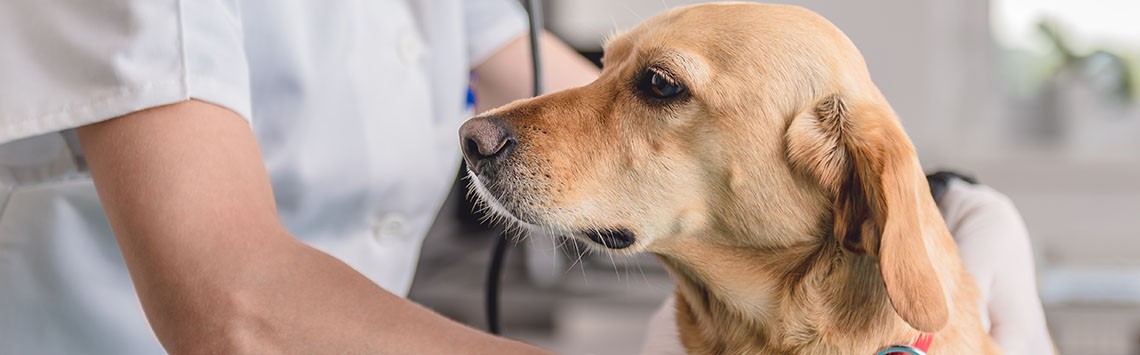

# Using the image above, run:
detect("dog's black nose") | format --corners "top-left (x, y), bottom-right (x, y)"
top-left (459, 115), bottom-right (516, 173)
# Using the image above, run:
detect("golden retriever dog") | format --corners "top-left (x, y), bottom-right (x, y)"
top-left (459, 2), bottom-right (1000, 354)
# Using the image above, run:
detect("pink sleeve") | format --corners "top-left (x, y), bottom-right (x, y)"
top-left (938, 179), bottom-right (1055, 355)
top-left (641, 296), bottom-right (686, 355)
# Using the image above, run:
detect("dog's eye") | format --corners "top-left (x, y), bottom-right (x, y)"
top-left (639, 68), bottom-right (686, 100)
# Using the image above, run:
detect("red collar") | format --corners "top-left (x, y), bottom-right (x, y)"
top-left (878, 333), bottom-right (934, 355)
top-left (912, 333), bottom-right (934, 352)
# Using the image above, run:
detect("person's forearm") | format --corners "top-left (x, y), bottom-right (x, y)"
top-left (119, 228), bottom-right (542, 354)
top-left (183, 236), bottom-right (543, 354)
top-left (79, 101), bottom-right (548, 354)
top-left (473, 31), bottom-right (600, 112)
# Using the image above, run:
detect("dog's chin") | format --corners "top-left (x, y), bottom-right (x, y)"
top-left (466, 172), bottom-right (537, 227)
top-left (467, 172), bottom-right (639, 251)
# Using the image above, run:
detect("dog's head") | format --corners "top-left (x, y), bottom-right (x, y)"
top-left (460, 3), bottom-right (948, 332)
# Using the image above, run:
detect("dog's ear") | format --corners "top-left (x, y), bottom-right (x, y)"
top-left (786, 95), bottom-right (948, 332)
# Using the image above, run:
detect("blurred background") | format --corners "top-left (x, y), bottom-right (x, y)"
top-left (410, 1), bottom-right (1140, 354)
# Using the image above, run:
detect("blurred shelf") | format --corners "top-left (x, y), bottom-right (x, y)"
top-left (1041, 266), bottom-right (1140, 306)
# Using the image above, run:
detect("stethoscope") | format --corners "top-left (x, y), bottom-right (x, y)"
top-left (484, 0), bottom-right (543, 336)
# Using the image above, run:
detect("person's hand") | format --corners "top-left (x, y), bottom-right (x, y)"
top-left (639, 179), bottom-right (1055, 355)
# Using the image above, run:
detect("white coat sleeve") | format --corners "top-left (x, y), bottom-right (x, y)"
top-left (463, 0), bottom-right (529, 68)
top-left (0, 0), bottom-right (251, 145)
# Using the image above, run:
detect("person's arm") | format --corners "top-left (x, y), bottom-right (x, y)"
top-left (939, 180), bottom-right (1055, 354)
top-left (78, 100), bottom-right (547, 354)
top-left (472, 32), bottom-right (600, 112)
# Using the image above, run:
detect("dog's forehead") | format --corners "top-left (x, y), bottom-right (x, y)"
top-left (607, 3), bottom-right (849, 64)
top-left (602, 3), bottom-right (871, 96)
top-left (646, 3), bottom-right (828, 37)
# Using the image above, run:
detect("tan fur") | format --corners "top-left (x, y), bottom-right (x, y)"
top-left (465, 3), bottom-right (1000, 354)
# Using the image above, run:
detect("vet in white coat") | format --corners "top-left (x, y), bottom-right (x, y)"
top-left (0, 1), bottom-right (526, 353)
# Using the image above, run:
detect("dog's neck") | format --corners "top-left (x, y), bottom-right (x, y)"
top-left (654, 233), bottom-right (920, 354)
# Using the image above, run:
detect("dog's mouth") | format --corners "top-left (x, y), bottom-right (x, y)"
top-left (467, 172), bottom-right (639, 250)
top-left (580, 228), bottom-right (636, 249)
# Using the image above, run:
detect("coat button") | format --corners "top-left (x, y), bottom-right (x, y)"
top-left (373, 213), bottom-right (409, 241)
top-left (398, 31), bottom-right (423, 64)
